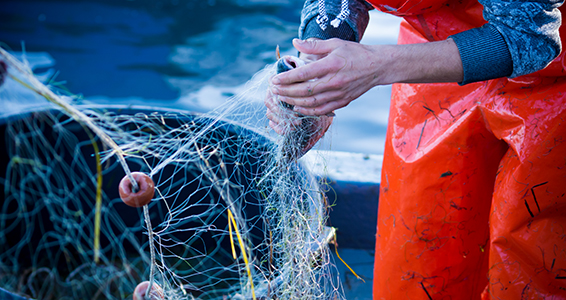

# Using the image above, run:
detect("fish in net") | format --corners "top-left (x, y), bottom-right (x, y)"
top-left (0, 47), bottom-right (344, 299)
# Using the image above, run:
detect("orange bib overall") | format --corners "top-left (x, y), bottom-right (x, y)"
top-left (369, 0), bottom-right (566, 299)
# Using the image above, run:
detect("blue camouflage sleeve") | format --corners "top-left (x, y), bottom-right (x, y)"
top-left (299, 0), bottom-right (372, 42)
top-left (450, 0), bottom-right (563, 84)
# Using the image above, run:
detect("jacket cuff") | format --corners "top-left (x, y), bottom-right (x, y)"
top-left (301, 14), bottom-right (357, 42)
top-left (449, 24), bottom-right (513, 85)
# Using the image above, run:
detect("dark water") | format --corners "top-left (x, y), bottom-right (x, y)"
top-left (0, 0), bottom-right (302, 99)
top-left (0, 0), bottom-right (401, 154)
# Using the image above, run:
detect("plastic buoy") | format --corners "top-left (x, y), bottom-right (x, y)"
top-left (119, 172), bottom-right (155, 207)
top-left (133, 281), bottom-right (164, 300)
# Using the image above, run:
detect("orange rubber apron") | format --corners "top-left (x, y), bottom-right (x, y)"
top-left (368, 0), bottom-right (566, 299)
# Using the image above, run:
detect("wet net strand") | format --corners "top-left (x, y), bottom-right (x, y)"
top-left (0, 48), bottom-right (343, 300)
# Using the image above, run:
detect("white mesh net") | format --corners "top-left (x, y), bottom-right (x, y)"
top-left (0, 48), bottom-right (343, 299)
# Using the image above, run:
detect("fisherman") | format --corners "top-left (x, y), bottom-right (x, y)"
top-left (265, 0), bottom-right (566, 298)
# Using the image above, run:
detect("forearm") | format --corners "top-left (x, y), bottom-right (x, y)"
top-left (371, 39), bottom-right (464, 85)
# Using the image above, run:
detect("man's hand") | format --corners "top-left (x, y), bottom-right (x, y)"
top-left (269, 38), bottom-right (464, 116)
top-left (269, 38), bottom-right (381, 116)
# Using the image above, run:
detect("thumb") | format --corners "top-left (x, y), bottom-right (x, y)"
top-left (293, 38), bottom-right (338, 56)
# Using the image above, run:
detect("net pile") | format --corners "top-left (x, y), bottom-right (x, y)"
top-left (0, 48), bottom-right (342, 299)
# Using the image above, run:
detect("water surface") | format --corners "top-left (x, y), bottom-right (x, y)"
top-left (0, 0), bottom-right (401, 154)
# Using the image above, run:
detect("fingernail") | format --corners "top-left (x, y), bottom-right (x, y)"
top-left (270, 85), bottom-right (279, 95)
top-left (293, 38), bottom-right (305, 45)
top-left (271, 76), bottom-right (281, 85)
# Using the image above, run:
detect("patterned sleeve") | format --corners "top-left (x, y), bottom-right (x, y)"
top-left (299, 0), bottom-right (373, 42)
top-left (299, 0), bottom-right (563, 84)
top-left (451, 0), bottom-right (563, 84)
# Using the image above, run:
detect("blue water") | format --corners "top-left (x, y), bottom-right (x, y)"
top-left (0, 0), bottom-right (401, 154)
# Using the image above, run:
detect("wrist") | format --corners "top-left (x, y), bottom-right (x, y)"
top-left (366, 44), bottom-right (403, 86)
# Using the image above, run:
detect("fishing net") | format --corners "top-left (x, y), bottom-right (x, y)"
top-left (0, 48), bottom-right (343, 299)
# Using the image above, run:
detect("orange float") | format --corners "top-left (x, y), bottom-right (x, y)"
top-left (132, 281), bottom-right (164, 300)
top-left (119, 172), bottom-right (155, 208)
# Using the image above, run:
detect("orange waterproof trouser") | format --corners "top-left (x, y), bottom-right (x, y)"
top-left (373, 54), bottom-right (566, 299)
top-left (371, 0), bottom-right (566, 298)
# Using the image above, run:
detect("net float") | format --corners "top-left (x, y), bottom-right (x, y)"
top-left (133, 281), bottom-right (164, 300)
top-left (119, 172), bottom-right (155, 207)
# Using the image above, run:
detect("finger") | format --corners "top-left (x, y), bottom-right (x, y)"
top-left (299, 52), bottom-right (323, 64)
top-left (271, 76), bottom-right (339, 98)
top-left (271, 58), bottom-right (336, 85)
top-left (266, 95), bottom-right (293, 116)
top-left (294, 99), bottom-right (349, 116)
top-left (269, 120), bottom-right (285, 135)
top-left (269, 119), bottom-right (300, 135)
top-left (293, 38), bottom-right (343, 56)
top-left (266, 102), bottom-right (302, 126)
top-left (277, 90), bottom-right (343, 109)
top-left (265, 91), bottom-right (297, 117)
top-left (264, 92), bottom-right (280, 111)
top-left (271, 57), bottom-right (348, 97)
top-left (266, 108), bottom-right (288, 124)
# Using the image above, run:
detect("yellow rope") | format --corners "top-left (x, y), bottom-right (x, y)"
top-left (334, 237), bottom-right (365, 283)
top-left (81, 128), bottom-right (103, 264)
top-left (228, 211), bottom-right (237, 260)
top-left (228, 208), bottom-right (257, 300)
top-left (92, 139), bottom-right (103, 264)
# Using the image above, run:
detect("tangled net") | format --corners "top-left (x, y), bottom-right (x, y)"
top-left (0, 48), bottom-right (343, 299)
